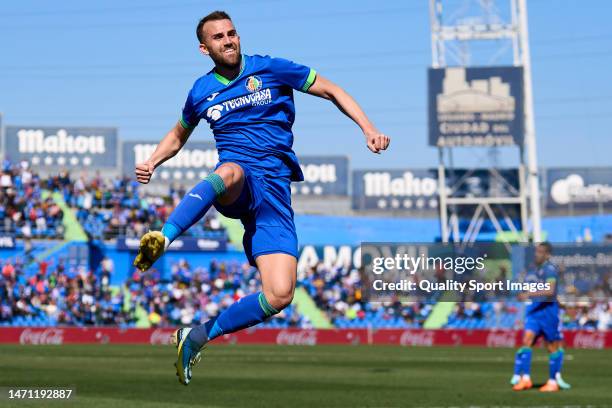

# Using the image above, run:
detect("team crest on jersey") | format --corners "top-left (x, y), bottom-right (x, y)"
top-left (245, 75), bottom-right (263, 93)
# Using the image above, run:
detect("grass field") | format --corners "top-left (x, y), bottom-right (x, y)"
top-left (0, 345), bottom-right (610, 407)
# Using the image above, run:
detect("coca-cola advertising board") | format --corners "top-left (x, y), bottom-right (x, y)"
top-left (1, 328), bottom-right (610, 348)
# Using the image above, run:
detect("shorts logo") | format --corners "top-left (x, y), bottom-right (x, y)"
top-left (245, 75), bottom-right (263, 93)
top-left (206, 104), bottom-right (224, 121)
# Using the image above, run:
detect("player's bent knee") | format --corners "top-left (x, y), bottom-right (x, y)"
top-left (547, 342), bottom-right (559, 353)
top-left (264, 289), bottom-right (294, 311)
top-left (215, 162), bottom-right (244, 187)
top-left (214, 163), bottom-right (245, 205)
top-left (522, 331), bottom-right (535, 347)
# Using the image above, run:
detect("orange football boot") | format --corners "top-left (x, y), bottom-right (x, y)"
top-left (539, 380), bottom-right (560, 392)
top-left (512, 378), bottom-right (533, 391)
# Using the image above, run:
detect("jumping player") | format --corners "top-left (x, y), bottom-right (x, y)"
top-left (133, 11), bottom-right (390, 385)
top-left (511, 242), bottom-right (571, 392)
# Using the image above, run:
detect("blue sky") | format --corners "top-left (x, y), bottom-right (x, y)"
top-left (0, 0), bottom-right (610, 170)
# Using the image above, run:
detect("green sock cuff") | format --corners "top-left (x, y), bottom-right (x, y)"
top-left (205, 173), bottom-right (226, 197)
top-left (258, 292), bottom-right (279, 317)
top-left (517, 346), bottom-right (531, 354)
top-left (558, 347), bottom-right (565, 354)
top-left (550, 350), bottom-right (563, 359)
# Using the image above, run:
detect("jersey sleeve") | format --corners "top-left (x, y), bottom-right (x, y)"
top-left (269, 57), bottom-right (317, 92)
top-left (543, 263), bottom-right (558, 285)
top-left (180, 89), bottom-right (200, 129)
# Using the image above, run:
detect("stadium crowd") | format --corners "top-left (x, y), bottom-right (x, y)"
top-left (0, 160), bottom-right (64, 239)
top-left (63, 173), bottom-right (225, 240)
top-left (0, 255), bottom-right (130, 327)
top-left (1, 251), bottom-right (610, 330)
top-left (0, 256), bottom-right (304, 329)
top-left (134, 258), bottom-right (305, 329)
top-left (0, 159), bottom-right (225, 241)
top-left (444, 300), bottom-right (612, 331)
top-left (0, 160), bottom-right (610, 331)
top-left (299, 262), bottom-right (433, 328)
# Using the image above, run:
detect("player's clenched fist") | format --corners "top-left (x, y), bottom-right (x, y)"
top-left (365, 131), bottom-right (390, 154)
top-left (135, 161), bottom-right (155, 184)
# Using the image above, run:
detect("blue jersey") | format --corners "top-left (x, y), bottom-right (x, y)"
top-left (180, 54), bottom-right (317, 182)
top-left (525, 260), bottom-right (559, 315)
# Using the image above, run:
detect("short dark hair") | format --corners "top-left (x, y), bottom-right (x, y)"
top-left (538, 242), bottom-right (553, 255)
top-left (196, 11), bottom-right (232, 43)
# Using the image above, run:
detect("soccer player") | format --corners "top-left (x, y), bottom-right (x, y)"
top-left (511, 242), bottom-right (571, 392)
top-left (133, 11), bottom-right (390, 385)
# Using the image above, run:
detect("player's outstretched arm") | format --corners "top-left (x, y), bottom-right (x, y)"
top-left (135, 122), bottom-right (193, 184)
top-left (307, 74), bottom-right (390, 154)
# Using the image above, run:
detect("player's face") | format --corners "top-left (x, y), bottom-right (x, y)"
top-left (199, 19), bottom-right (241, 68)
top-left (534, 245), bottom-right (548, 265)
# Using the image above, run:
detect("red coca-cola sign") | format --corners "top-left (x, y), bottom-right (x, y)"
top-left (486, 331), bottom-right (517, 348)
top-left (150, 329), bottom-right (175, 345)
top-left (276, 330), bottom-right (318, 346)
top-left (399, 330), bottom-right (435, 347)
top-left (0, 327), bottom-right (609, 347)
top-left (19, 328), bottom-right (65, 345)
top-left (571, 331), bottom-right (606, 349)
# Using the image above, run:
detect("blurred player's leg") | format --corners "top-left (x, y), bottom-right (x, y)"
top-left (540, 339), bottom-right (567, 392)
top-left (540, 342), bottom-right (560, 392)
top-left (133, 163), bottom-right (243, 271)
top-left (555, 347), bottom-right (571, 389)
top-left (512, 330), bottom-right (534, 391)
top-left (511, 346), bottom-right (531, 385)
top-left (540, 313), bottom-right (569, 391)
top-left (175, 253), bottom-right (297, 385)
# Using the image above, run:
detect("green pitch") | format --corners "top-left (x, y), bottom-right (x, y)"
top-left (0, 345), bottom-right (610, 407)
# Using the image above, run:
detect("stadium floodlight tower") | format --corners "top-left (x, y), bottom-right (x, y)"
top-left (428, 0), bottom-right (541, 243)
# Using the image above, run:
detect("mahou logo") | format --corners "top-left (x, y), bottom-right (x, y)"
top-left (399, 330), bottom-right (435, 347)
top-left (150, 329), bottom-right (174, 345)
top-left (572, 332), bottom-right (605, 349)
top-left (486, 331), bottom-right (516, 348)
top-left (276, 330), bottom-right (317, 346)
top-left (19, 328), bottom-right (64, 345)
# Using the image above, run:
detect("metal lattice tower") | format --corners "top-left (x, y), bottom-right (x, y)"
top-left (430, 0), bottom-right (542, 243)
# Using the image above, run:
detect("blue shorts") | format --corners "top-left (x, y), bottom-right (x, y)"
top-left (525, 307), bottom-right (563, 343)
top-left (214, 164), bottom-right (298, 266)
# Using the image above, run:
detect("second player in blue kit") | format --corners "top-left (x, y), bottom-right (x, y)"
top-left (511, 242), bottom-right (571, 392)
top-left (132, 11), bottom-right (390, 385)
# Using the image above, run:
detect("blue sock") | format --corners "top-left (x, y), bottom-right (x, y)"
top-left (549, 349), bottom-right (563, 380)
top-left (161, 173), bottom-right (225, 242)
top-left (188, 292), bottom-right (279, 348)
top-left (522, 348), bottom-right (532, 375)
top-left (514, 347), bottom-right (526, 375)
